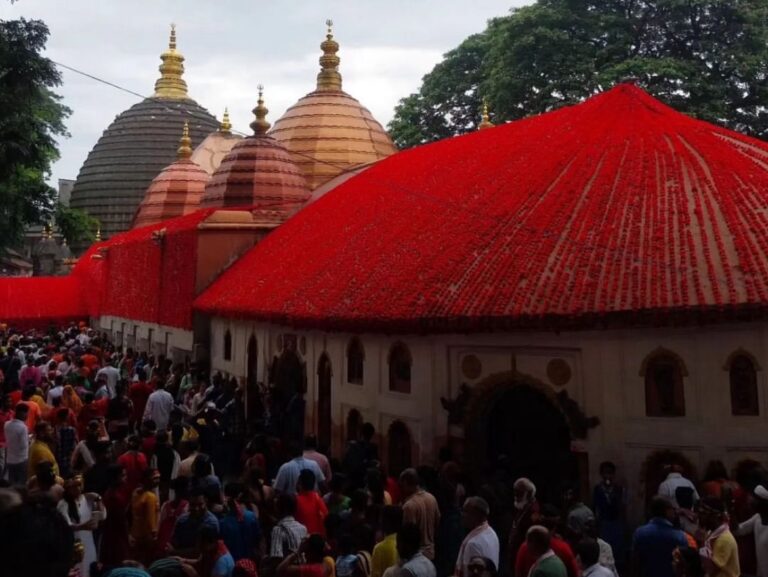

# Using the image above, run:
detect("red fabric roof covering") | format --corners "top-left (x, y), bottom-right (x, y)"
top-left (96, 209), bottom-right (220, 330)
top-left (0, 276), bottom-right (87, 327)
top-left (195, 84), bottom-right (768, 332)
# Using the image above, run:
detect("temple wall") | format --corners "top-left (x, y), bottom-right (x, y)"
top-left (209, 316), bottom-right (768, 524)
top-left (99, 314), bottom-right (194, 364)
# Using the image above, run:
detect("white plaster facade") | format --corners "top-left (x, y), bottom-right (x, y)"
top-left (99, 315), bottom-right (194, 364)
top-left (209, 316), bottom-right (768, 523)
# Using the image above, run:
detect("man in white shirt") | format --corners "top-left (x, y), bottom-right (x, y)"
top-left (95, 362), bottom-right (120, 398)
top-left (143, 380), bottom-right (175, 430)
top-left (274, 443), bottom-right (325, 496)
top-left (455, 497), bottom-right (499, 577)
top-left (576, 539), bottom-right (614, 577)
top-left (46, 375), bottom-right (65, 405)
top-left (658, 465), bottom-right (699, 508)
top-left (735, 484), bottom-right (768, 577)
top-left (4, 404), bottom-right (30, 486)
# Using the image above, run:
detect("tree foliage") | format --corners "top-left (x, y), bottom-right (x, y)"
top-left (389, 0), bottom-right (768, 148)
top-left (0, 18), bottom-right (70, 251)
top-left (54, 203), bottom-right (98, 245)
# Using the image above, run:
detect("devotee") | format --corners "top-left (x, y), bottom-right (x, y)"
top-left (467, 557), bottom-right (498, 577)
top-left (631, 496), bottom-right (689, 577)
top-left (516, 504), bottom-right (579, 577)
top-left (276, 533), bottom-right (329, 577)
top-left (455, 496), bottom-right (500, 577)
top-left (509, 477), bottom-right (540, 568)
top-left (55, 407), bottom-right (79, 478)
top-left (295, 468), bottom-right (328, 535)
top-left (118, 434), bottom-right (149, 493)
top-left (575, 539), bottom-right (613, 577)
top-left (28, 420), bottom-right (58, 477)
top-left (273, 441), bottom-right (325, 496)
top-left (562, 484), bottom-right (595, 545)
top-left (525, 526), bottom-right (567, 577)
top-left (19, 356), bottom-right (42, 388)
top-left (57, 475), bottom-right (105, 577)
top-left (270, 493), bottom-right (308, 559)
top-left (698, 497), bottom-right (739, 577)
top-left (130, 468), bottom-right (161, 565)
top-left (48, 374), bottom-right (66, 405)
top-left (592, 462), bottom-right (625, 567)
top-left (304, 434), bottom-right (332, 482)
top-left (219, 482), bottom-right (261, 561)
top-left (171, 488), bottom-right (220, 557)
top-left (398, 523), bottom-right (437, 577)
top-left (196, 524), bottom-right (235, 577)
top-left (372, 505), bottom-right (403, 577)
top-left (0, 498), bottom-right (75, 577)
top-left (658, 465), bottom-right (699, 509)
top-left (0, 394), bottom-right (12, 479)
top-left (400, 467), bottom-right (441, 561)
top-left (100, 464), bottom-right (131, 567)
top-left (156, 476), bottom-right (190, 558)
top-left (144, 377), bottom-right (175, 431)
top-left (733, 484), bottom-right (768, 577)
top-left (96, 360), bottom-right (120, 399)
top-left (4, 402), bottom-right (29, 485)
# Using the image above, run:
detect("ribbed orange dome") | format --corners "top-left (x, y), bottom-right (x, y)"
top-left (201, 90), bottom-right (310, 223)
top-left (133, 159), bottom-right (209, 228)
top-left (269, 23), bottom-right (396, 190)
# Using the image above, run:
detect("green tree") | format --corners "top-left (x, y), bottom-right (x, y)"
top-left (0, 18), bottom-right (70, 251)
top-left (54, 203), bottom-right (98, 245)
top-left (389, 0), bottom-right (768, 148)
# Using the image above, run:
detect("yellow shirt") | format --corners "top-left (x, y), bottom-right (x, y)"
top-left (28, 439), bottom-right (58, 477)
top-left (131, 489), bottom-right (159, 541)
top-left (372, 533), bottom-right (399, 577)
top-left (712, 530), bottom-right (740, 577)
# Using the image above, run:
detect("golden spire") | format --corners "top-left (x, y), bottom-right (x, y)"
top-left (316, 19), bottom-right (342, 91)
top-left (95, 227), bottom-right (102, 242)
top-left (220, 107), bottom-right (232, 134)
top-left (250, 85), bottom-right (271, 135)
top-left (153, 24), bottom-right (189, 100)
top-left (177, 121), bottom-right (193, 158)
top-left (478, 98), bottom-right (493, 130)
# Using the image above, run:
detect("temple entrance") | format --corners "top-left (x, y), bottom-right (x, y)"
top-left (271, 348), bottom-right (306, 445)
top-left (317, 354), bottom-right (332, 451)
top-left (467, 379), bottom-right (575, 504)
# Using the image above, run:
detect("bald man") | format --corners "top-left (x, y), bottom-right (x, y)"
top-left (455, 497), bottom-right (499, 577)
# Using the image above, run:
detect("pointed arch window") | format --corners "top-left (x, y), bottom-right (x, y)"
top-left (223, 329), bottom-right (232, 361)
top-left (641, 349), bottom-right (686, 417)
top-left (727, 351), bottom-right (759, 416)
top-left (388, 342), bottom-right (412, 394)
top-left (347, 337), bottom-right (364, 385)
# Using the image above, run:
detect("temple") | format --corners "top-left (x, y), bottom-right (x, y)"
top-left (5, 24), bottom-right (768, 519)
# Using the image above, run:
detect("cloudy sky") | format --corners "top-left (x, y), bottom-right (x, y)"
top-left (2, 0), bottom-right (532, 186)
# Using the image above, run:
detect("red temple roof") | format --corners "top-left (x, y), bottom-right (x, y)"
top-left (195, 84), bottom-right (768, 332)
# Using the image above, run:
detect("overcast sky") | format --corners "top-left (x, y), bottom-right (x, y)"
top-left (2, 0), bottom-right (533, 186)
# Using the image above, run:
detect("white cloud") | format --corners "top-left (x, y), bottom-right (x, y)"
top-left (0, 0), bottom-right (532, 185)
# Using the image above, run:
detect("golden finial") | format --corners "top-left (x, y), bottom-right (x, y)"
top-left (95, 227), bottom-right (102, 242)
top-left (250, 85), bottom-right (271, 135)
top-left (44, 223), bottom-right (53, 240)
top-left (317, 19), bottom-right (342, 91)
top-left (220, 107), bottom-right (232, 134)
top-left (177, 121), bottom-right (192, 158)
top-left (154, 23), bottom-right (189, 100)
top-left (478, 98), bottom-right (493, 130)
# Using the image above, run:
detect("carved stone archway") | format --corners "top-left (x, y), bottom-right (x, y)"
top-left (463, 370), bottom-right (581, 504)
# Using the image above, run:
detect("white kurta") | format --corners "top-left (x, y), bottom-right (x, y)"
top-left (57, 496), bottom-right (98, 577)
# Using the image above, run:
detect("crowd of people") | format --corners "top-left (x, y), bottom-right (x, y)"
top-left (0, 324), bottom-right (767, 577)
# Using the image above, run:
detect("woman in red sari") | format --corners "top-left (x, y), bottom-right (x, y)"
top-left (99, 464), bottom-right (132, 568)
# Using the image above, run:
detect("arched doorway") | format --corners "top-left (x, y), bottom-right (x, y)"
top-left (272, 349), bottom-right (306, 445)
top-left (317, 354), bottom-right (332, 451)
top-left (466, 376), bottom-right (574, 504)
top-left (246, 335), bottom-right (260, 420)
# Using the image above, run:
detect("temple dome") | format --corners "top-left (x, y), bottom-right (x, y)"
top-left (201, 89), bottom-right (310, 224)
top-left (133, 122), bottom-right (210, 228)
top-left (69, 26), bottom-right (219, 241)
top-left (269, 22), bottom-right (397, 190)
top-left (191, 109), bottom-right (243, 175)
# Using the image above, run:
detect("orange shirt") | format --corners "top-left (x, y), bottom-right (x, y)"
top-left (19, 400), bottom-right (41, 432)
top-left (296, 490), bottom-right (328, 536)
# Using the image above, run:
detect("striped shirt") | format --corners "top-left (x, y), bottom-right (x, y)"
top-left (270, 516), bottom-right (307, 558)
